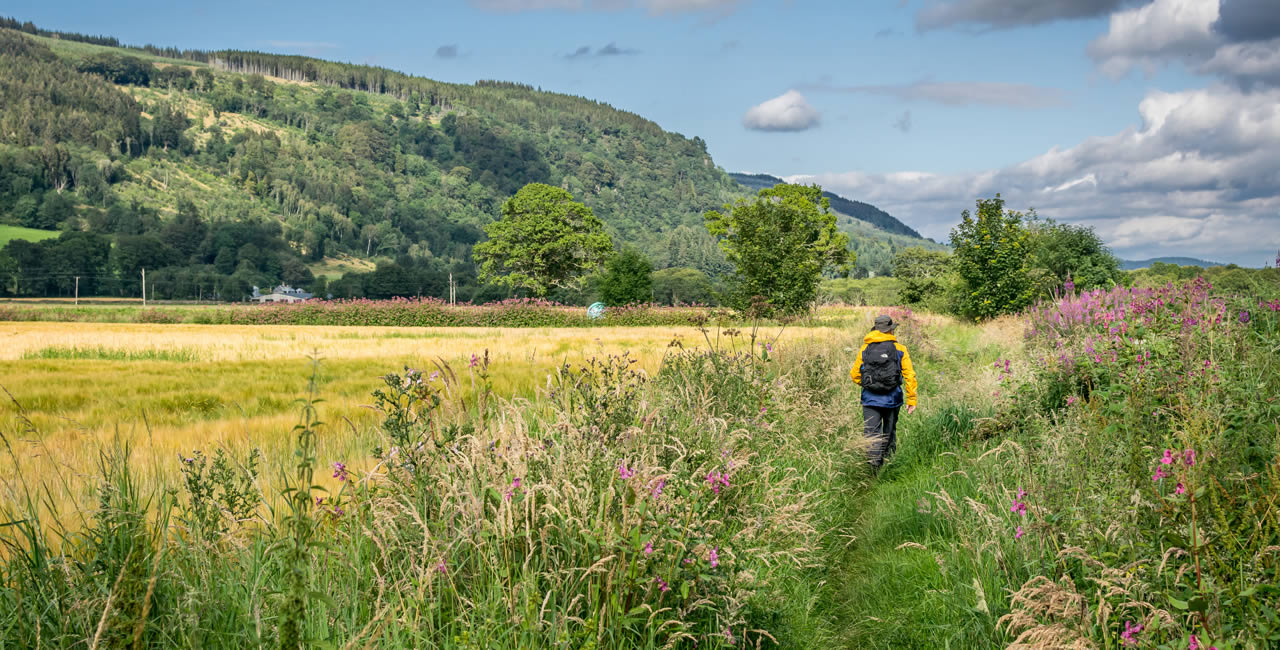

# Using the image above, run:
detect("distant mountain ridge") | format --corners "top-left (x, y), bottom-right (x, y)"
top-left (1121, 257), bottom-right (1228, 270)
top-left (729, 172), bottom-right (924, 239)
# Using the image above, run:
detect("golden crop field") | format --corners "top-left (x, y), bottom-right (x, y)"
top-left (0, 317), bottom-right (865, 521)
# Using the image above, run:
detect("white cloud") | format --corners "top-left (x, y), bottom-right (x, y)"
top-left (804, 80), bottom-right (1068, 108)
top-left (1088, 0), bottom-right (1221, 77)
top-left (1087, 0), bottom-right (1280, 87)
top-left (742, 90), bottom-right (822, 132)
top-left (786, 85), bottom-right (1280, 264)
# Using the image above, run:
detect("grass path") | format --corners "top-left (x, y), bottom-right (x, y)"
top-left (822, 317), bottom-right (1016, 649)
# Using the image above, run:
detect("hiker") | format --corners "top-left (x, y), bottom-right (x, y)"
top-left (850, 314), bottom-right (917, 470)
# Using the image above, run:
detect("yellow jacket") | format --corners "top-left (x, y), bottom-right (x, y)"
top-left (850, 330), bottom-right (917, 407)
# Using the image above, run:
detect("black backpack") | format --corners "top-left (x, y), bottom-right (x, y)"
top-left (861, 341), bottom-right (902, 393)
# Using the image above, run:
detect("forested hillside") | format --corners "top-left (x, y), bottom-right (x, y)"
top-left (0, 19), bottom-right (927, 300)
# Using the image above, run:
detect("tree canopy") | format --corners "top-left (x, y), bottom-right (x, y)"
top-left (949, 195), bottom-right (1033, 320)
top-left (705, 183), bottom-right (851, 315)
top-left (473, 183), bottom-right (612, 296)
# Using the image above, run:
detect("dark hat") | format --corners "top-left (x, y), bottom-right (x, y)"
top-left (873, 315), bottom-right (896, 333)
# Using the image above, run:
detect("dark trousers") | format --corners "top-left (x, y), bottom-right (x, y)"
top-left (863, 405), bottom-right (900, 467)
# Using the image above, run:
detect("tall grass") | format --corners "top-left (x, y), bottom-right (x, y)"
top-left (835, 281), bottom-right (1280, 649)
top-left (0, 316), bottom-right (890, 647)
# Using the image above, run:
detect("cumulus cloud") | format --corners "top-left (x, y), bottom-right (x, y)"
top-left (803, 81), bottom-right (1068, 108)
top-left (1089, 0), bottom-right (1280, 88)
top-left (1212, 0), bottom-right (1280, 43)
top-left (435, 44), bottom-right (459, 59)
top-left (787, 85), bottom-right (1280, 263)
top-left (916, 0), bottom-right (1128, 31)
top-left (1088, 0), bottom-right (1221, 77)
top-left (469, 0), bottom-right (741, 14)
top-left (743, 90), bottom-right (822, 132)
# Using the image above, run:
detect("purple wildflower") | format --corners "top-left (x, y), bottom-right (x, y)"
top-left (1239, 310), bottom-right (1250, 324)
top-left (655, 577), bottom-right (669, 592)
top-left (618, 463), bottom-right (636, 480)
top-left (644, 541), bottom-right (654, 556)
top-left (709, 547), bottom-right (719, 568)
top-left (332, 462), bottom-right (349, 482)
top-left (469, 353), bottom-right (479, 368)
top-left (436, 560), bottom-right (447, 574)
top-left (1183, 449), bottom-right (1196, 466)
top-left (1121, 621), bottom-right (1142, 646)
top-left (1175, 482), bottom-right (1186, 495)
top-left (1152, 467), bottom-right (1168, 482)
top-left (1160, 449), bottom-right (1175, 465)
top-left (650, 478), bottom-right (666, 499)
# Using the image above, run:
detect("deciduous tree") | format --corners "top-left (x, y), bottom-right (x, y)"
top-left (473, 183), bottom-right (612, 296)
top-left (704, 183), bottom-right (851, 315)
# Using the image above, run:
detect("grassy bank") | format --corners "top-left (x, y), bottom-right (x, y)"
top-left (833, 286), bottom-right (1280, 648)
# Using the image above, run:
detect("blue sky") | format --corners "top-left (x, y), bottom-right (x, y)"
top-left (8, 0), bottom-right (1280, 264)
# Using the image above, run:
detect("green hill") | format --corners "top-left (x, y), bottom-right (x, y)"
top-left (1121, 257), bottom-right (1227, 270)
top-left (0, 19), bottom-right (931, 299)
top-left (730, 172), bottom-right (943, 277)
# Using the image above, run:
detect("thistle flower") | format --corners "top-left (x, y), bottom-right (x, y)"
top-left (332, 462), bottom-right (349, 482)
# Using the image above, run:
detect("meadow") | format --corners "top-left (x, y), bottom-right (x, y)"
top-left (1, 291), bottom-right (1276, 648)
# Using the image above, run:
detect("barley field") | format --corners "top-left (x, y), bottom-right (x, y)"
top-left (0, 318), bottom-right (852, 523)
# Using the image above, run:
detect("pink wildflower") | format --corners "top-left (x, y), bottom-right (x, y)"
top-left (651, 478), bottom-right (666, 499)
top-left (1160, 449), bottom-right (1175, 465)
top-left (709, 547), bottom-right (719, 568)
top-left (1016, 487), bottom-right (1026, 499)
top-left (1121, 621), bottom-right (1143, 646)
top-left (619, 463), bottom-right (636, 480)
top-left (706, 470), bottom-right (730, 494)
top-left (469, 354), bottom-right (479, 368)
top-left (1010, 500), bottom-right (1027, 516)
top-left (436, 560), bottom-right (447, 574)
top-left (1175, 482), bottom-right (1186, 495)
top-left (1153, 467), bottom-right (1167, 482)
top-left (724, 627), bottom-right (735, 645)
top-left (332, 462), bottom-right (349, 482)
top-left (1066, 395), bottom-right (1078, 406)
top-left (655, 577), bottom-right (669, 592)
top-left (1183, 449), bottom-right (1196, 466)
top-left (1015, 526), bottom-right (1024, 540)
top-left (644, 541), bottom-right (654, 556)
top-left (1189, 633), bottom-right (1200, 650)
top-left (512, 477), bottom-right (522, 489)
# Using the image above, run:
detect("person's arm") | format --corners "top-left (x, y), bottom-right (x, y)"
top-left (899, 344), bottom-right (918, 412)
top-left (850, 344), bottom-right (865, 385)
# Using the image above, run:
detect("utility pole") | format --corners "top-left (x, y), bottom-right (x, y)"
top-left (74, 276), bottom-right (80, 305)
top-left (142, 268), bottom-right (146, 307)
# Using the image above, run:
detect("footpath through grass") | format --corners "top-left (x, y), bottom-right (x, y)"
top-left (827, 285), bottom-right (1280, 649)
